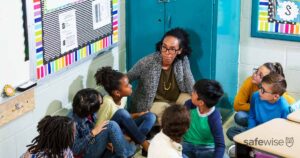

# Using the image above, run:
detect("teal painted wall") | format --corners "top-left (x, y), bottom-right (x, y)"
top-left (215, 0), bottom-right (240, 119)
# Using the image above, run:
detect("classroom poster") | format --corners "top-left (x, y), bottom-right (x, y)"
top-left (92, 0), bottom-right (111, 30)
top-left (59, 10), bottom-right (78, 54)
top-left (44, 0), bottom-right (82, 13)
top-left (274, 0), bottom-right (300, 23)
top-left (32, 0), bottom-right (118, 80)
top-left (252, 0), bottom-right (300, 42)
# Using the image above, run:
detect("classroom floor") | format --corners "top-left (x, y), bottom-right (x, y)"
top-left (56, 108), bottom-right (236, 158)
top-left (133, 114), bottom-right (235, 158)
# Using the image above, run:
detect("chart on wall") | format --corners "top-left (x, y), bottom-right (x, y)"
top-left (252, 0), bottom-right (300, 41)
top-left (30, 0), bottom-right (119, 80)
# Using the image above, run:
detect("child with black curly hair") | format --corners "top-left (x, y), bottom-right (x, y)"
top-left (95, 66), bottom-right (156, 152)
top-left (69, 88), bottom-right (135, 158)
top-left (21, 115), bottom-right (74, 158)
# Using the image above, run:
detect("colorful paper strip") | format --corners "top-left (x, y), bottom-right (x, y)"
top-left (34, 0), bottom-right (119, 79)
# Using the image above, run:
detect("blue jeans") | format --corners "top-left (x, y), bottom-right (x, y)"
top-left (234, 111), bottom-right (248, 127)
top-left (182, 142), bottom-right (215, 158)
top-left (84, 121), bottom-right (136, 158)
top-left (226, 126), bottom-right (247, 141)
top-left (111, 109), bottom-right (156, 144)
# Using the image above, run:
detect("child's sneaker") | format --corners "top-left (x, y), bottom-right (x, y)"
top-left (228, 144), bottom-right (236, 158)
top-left (141, 149), bottom-right (148, 157)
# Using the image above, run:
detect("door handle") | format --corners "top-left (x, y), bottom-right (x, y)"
top-left (168, 15), bottom-right (172, 28)
top-left (158, 0), bottom-right (170, 3)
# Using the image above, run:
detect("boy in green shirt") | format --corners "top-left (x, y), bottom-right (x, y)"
top-left (183, 79), bottom-right (226, 158)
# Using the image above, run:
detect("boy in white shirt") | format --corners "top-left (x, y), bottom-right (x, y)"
top-left (148, 104), bottom-right (190, 158)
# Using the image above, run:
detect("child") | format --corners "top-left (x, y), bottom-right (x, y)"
top-left (148, 104), bottom-right (190, 158)
top-left (182, 79), bottom-right (225, 158)
top-left (233, 62), bottom-right (294, 128)
top-left (227, 73), bottom-right (290, 156)
top-left (248, 73), bottom-right (290, 128)
top-left (21, 115), bottom-right (74, 158)
top-left (69, 88), bottom-right (135, 158)
top-left (94, 66), bottom-right (156, 152)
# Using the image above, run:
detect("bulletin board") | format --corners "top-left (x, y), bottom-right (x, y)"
top-left (26, 0), bottom-right (119, 80)
top-left (251, 0), bottom-right (300, 41)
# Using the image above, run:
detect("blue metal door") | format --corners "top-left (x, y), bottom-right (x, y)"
top-left (165, 0), bottom-right (216, 80)
top-left (126, 0), bottom-right (240, 121)
top-left (126, 1), bottom-right (164, 69)
top-left (126, 0), bottom-right (216, 80)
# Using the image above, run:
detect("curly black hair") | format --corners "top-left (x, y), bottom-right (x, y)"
top-left (193, 79), bottom-right (224, 108)
top-left (94, 66), bottom-right (125, 95)
top-left (263, 62), bottom-right (285, 78)
top-left (26, 115), bottom-right (74, 158)
top-left (156, 27), bottom-right (192, 59)
top-left (161, 104), bottom-right (190, 143)
top-left (72, 88), bottom-right (102, 118)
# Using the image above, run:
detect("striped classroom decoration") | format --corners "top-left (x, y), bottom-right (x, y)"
top-left (33, 0), bottom-right (119, 80)
top-left (113, 0), bottom-right (118, 43)
top-left (258, 0), bottom-right (300, 35)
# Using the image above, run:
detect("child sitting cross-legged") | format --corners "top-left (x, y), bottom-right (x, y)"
top-left (232, 62), bottom-right (294, 128)
top-left (69, 88), bottom-right (136, 158)
top-left (227, 73), bottom-right (291, 156)
top-left (183, 79), bottom-right (226, 158)
top-left (94, 66), bottom-right (156, 153)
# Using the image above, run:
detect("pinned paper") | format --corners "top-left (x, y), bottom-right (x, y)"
top-left (59, 9), bottom-right (78, 54)
top-left (92, 0), bottom-right (111, 30)
top-left (44, 0), bottom-right (80, 13)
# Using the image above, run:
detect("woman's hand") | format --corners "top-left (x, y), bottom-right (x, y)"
top-left (91, 120), bottom-right (109, 136)
top-left (106, 143), bottom-right (114, 152)
top-left (131, 111), bottom-right (149, 119)
top-left (138, 111), bottom-right (149, 117)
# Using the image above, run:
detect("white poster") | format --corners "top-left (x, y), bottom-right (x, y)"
top-left (59, 10), bottom-right (78, 53)
top-left (92, 0), bottom-right (111, 30)
top-left (44, 0), bottom-right (81, 12)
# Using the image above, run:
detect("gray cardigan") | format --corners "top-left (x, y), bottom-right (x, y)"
top-left (127, 52), bottom-right (195, 112)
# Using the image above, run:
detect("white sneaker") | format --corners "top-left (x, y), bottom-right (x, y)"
top-left (228, 145), bottom-right (236, 158)
top-left (249, 150), bottom-right (255, 158)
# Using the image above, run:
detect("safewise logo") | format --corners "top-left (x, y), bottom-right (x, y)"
top-left (243, 137), bottom-right (294, 147)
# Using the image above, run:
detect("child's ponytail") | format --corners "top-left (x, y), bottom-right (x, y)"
top-left (273, 62), bottom-right (285, 78)
top-left (263, 62), bottom-right (285, 78)
top-left (94, 66), bottom-right (124, 95)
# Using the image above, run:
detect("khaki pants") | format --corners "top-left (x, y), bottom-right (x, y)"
top-left (150, 93), bottom-right (191, 125)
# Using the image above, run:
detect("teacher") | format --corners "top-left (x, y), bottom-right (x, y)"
top-left (127, 28), bottom-right (195, 123)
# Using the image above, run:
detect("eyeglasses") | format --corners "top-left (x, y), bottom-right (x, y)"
top-left (253, 68), bottom-right (264, 79)
top-left (259, 84), bottom-right (273, 94)
top-left (253, 68), bottom-right (258, 74)
top-left (161, 45), bottom-right (181, 54)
